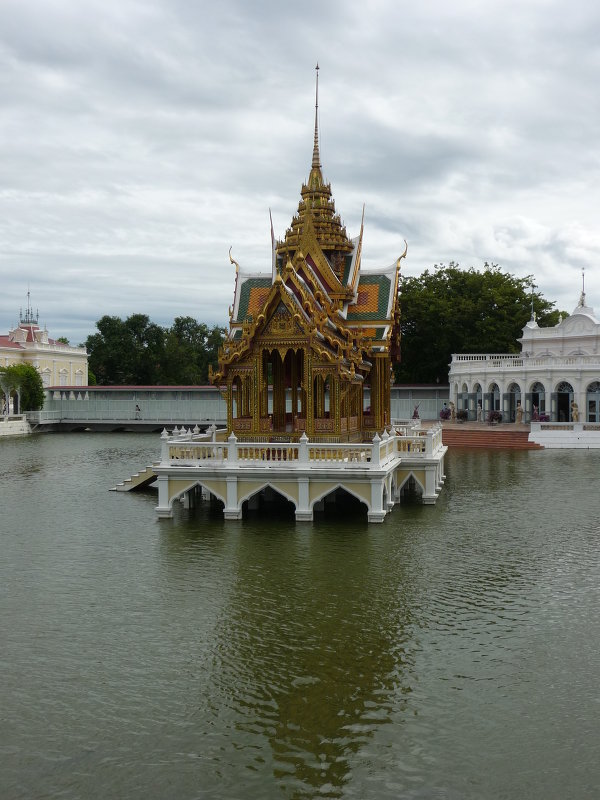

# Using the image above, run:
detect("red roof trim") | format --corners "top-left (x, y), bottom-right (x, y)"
top-left (47, 384), bottom-right (220, 391)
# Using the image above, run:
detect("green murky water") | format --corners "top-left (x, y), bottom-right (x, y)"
top-left (1, 433), bottom-right (599, 799)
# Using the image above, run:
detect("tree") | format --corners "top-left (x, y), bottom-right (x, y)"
top-left (0, 366), bottom-right (20, 416)
top-left (14, 364), bottom-right (45, 410)
top-left (86, 314), bottom-right (166, 385)
top-left (0, 364), bottom-right (45, 412)
top-left (396, 263), bottom-right (564, 384)
top-left (85, 314), bottom-right (225, 385)
top-left (162, 317), bottom-right (225, 384)
top-left (57, 336), bottom-right (70, 345)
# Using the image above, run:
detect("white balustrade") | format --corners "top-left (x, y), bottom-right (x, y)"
top-left (161, 423), bottom-right (446, 469)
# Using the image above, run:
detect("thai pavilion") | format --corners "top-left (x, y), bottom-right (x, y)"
top-left (210, 74), bottom-right (401, 443)
top-left (153, 71), bottom-right (446, 522)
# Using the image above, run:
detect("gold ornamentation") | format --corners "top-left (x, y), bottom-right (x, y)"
top-left (212, 71), bottom-right (400, 441)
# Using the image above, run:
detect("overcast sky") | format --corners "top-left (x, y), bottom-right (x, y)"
top-left (1, 0), bottom-right (599, 345)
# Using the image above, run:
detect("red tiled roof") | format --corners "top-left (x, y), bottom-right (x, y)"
top-left (0, 335), bottom-right (25, 349)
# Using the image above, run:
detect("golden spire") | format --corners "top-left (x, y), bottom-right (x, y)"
top-left (312, 63), bottom-right (320, 170)
top-left (276, 64), bottom-right (353, 268)
top-left (307, 63), bottom-right (325, 191)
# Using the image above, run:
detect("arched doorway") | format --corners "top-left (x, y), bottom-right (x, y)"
top-left (505, 382), bottom-right (521, 422)
top-left (527, 381), bottom-right (546, 421)
top-left (461, 383), bottom-right (469, 417)
top-left (456, 382), bottom-right (470, 418)
top-left (485, 382), bottom-right (500, 417)
top-left (554, 381), bottom-right (574, 422)
top-left (586, 381), bottom-right (600, 422)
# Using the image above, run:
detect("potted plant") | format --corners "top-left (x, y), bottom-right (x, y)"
top-left (456, 409), bottom-right (468, 422)
top-left (487, 410), bottom-right (503, 424)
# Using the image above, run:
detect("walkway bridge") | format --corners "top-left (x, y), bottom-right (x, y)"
top-left (29, 385), bottom-right (450, 433)
top-left (28, 386), bottom-right (227, 432)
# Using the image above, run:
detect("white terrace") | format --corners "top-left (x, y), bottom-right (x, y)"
top-left (154, 422), bottom-right (447, 523)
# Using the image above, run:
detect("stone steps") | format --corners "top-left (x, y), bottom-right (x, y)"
top-left (441, 427), bottom-right (543, 450)
top-left (110, 463), bottom-right (158, 492)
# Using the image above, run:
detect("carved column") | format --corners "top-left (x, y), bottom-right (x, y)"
top-left (383, 359), bottom-right (391, 425)
top-left (273, 350), bottom-right (285, 430)
top-left (226, 378), bottom-right (233, 432)
top-left (305, 349), bottom-right (314, 437)
top-left (291, 350), bottom-right (298, 420)
top-left (332, 375), bottom-right (340, 437)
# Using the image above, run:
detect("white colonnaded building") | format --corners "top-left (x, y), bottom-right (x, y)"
top-left (448, 281), bottom-right (600, 424)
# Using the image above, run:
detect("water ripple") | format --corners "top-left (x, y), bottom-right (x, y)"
top-left (2, 439), bottom-right (600, 798)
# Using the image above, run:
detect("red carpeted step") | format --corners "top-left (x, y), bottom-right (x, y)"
top-left (440, 427), bottom-right (543, 449)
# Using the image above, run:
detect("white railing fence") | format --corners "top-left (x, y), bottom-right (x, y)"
top-left (160, 424), bottom-right (445, 468)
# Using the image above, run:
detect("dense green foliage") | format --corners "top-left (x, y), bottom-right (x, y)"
top-left (0, 363), bottom-right (45, 411)
top-left (396, 263), bottom-right (563, 384)
top-left (85, 314), bottom-right (225, 385)
top-left (16, 364), bottom-right (46, 410)
top-left (85, 264), bottom-right (562, 387)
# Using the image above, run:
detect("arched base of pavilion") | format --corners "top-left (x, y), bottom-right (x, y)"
top-left (154, 429), bottom-right (447, 524)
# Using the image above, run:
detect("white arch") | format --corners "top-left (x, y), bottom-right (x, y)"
top-left (555, 380), bottom-right (574, 393)
top-left (169, 480), bottom-right (226, 510)
top-left (395, 470), bottom-right (425, 496)
top-left (239, 482), bottom-right (298, 510)
top-left (310, 483), bottom-right (370, 514)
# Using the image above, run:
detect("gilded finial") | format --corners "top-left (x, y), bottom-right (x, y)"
top-left (229, 246), bottom-right (239, 274)
top-left (396, 240), bottom-right (408, 270)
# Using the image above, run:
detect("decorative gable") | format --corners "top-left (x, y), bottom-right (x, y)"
top-left (261, 302), bottom-right (303, 338)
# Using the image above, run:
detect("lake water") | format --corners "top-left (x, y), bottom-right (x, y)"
top-left (1, 433), bottom-right (599, 799)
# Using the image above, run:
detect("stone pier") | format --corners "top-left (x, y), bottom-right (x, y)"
top-left (154, 422), bottom-right (447, 523)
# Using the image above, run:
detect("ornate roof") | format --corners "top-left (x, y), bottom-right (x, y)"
top-left (276, 65), bottom-right (354, 289)
top-left (216, 69), bottom-right (405, 383)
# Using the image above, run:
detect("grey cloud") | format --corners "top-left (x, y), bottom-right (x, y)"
top-left (2, 0), bottom-right (600, 345)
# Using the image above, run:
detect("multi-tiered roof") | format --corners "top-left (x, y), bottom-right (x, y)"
top-left (212, 68), bottom-right (404, 438)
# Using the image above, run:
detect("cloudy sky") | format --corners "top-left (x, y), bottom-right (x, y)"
top-left (1, 0), bottom-right (599, 345)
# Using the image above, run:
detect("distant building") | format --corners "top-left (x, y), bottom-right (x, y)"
top-left (0, 294), bottom-right (88, 387)
top-left (448, 279), bottom-right (600, 423)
